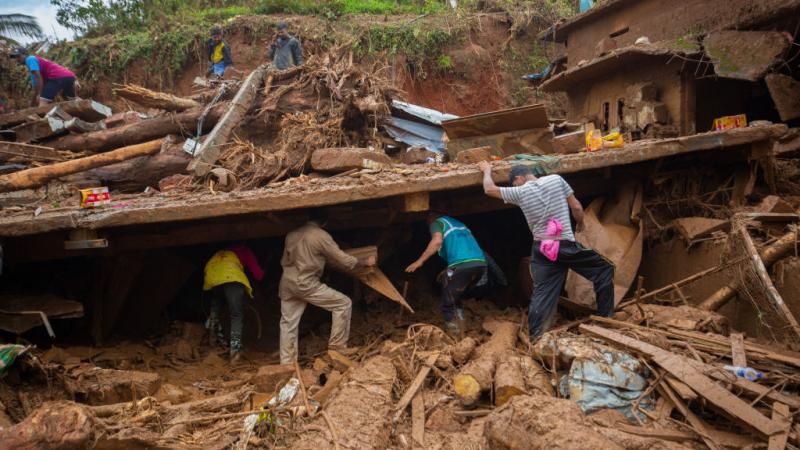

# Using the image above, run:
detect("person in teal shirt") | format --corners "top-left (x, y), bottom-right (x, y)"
top-left (406, 212), bottom-right (487, 335)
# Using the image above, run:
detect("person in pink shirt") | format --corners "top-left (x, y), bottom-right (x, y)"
top-left (10, 47), bottom-right (77, 107)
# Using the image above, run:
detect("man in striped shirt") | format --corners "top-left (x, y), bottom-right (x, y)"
top-left (478, 161), bottom-right (614, 341)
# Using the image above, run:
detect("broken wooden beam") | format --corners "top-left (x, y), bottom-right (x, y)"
top-left (113, 84), bottom-right (201, 112)
top-left (49, 104), bottom-right (225, 153)
top-left (731, 333), bottom-right (747, 368)
top-left (768, 402), bottom-right (791, 450)
top-left (10, 115), bottom-right (68, 143)
top-left (454, 320), bottom-right (519, 407)
top-left (310, 147), bottom-right (392, 172)
top-left (393, 352), bottom-right (439, 422)
top-left (700, 230), bottom-right (798, 311)
top-left (342, 246), bottom-right (414, 312)
top-left (0, 142), bottom-right (64, 163)
top-left (580, 324), bottom-right (784, 436)
top-left (188, 65), bottom-right (267, 177)
top-left (0, 139), bottom-right (163, 193)
top-left (0, 100), bottom-right (112, 129)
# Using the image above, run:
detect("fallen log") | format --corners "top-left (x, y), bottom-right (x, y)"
top-left (49, 104), bottom-right (226, 153)
top-left (0, 99), bottom-right (112, 129)
top-left (494, 357), bottom-right (527, 406)
top-left (64, 139), bottom-right (189, 192)
top-left (188, 65), bottom-right (267, 176)
top-left (453, 320), bottom-right (519, 407)
top-left (0, 139), bottom-right (163, 193)
top-left (10, 116), bottom-right (68, 143)
top-left (288, 355), bottom-right (397, 450)
top-left (113, 84), bottom-right (201, 112)
top-left (699, 230), bottom-right (797, 311)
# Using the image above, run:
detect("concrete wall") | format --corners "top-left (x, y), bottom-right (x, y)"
top-left (563, 0), bottom-right (795, 68)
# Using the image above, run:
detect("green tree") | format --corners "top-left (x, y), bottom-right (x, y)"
top-left (0, 14), bottom-right (43, 44)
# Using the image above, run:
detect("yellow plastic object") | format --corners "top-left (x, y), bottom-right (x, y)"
top-left (585, 129), bottom-right (603, 152)
top-left (602, 130), bottom-right (624, 148)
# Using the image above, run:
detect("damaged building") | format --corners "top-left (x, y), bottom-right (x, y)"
top-left (2, 1), bottom-right (800, 449)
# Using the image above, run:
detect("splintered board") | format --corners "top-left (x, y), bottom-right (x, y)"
top-left (343, 246), bottom-right (414, 313)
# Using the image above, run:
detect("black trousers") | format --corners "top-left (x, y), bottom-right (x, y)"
top-left (528, 241), bottom-right (614, 340)
top-left (441, 264), bottom-right (486, 322)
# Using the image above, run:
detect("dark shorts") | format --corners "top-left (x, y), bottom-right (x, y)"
top-left (41, 77), bottom-right (76, 101)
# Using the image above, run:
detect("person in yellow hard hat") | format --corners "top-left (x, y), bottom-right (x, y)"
top-left (203, 244), bottom-right (264, 362)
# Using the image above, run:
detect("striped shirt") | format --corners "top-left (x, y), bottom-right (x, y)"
top-left (500, 174), bottom-right (575, 241)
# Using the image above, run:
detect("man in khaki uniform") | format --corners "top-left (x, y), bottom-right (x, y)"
top-left (279, 209), bottom-right (376, 364)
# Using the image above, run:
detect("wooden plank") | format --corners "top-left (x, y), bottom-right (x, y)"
top-left (441, 104), bottom-right (548, 138)
top-left (658, 382), bottom-right (721, 450)
top-left (342, 246), bottom-right (414, 313)
top-left (581, 324), bottom-right (784, 436)
top-left (411, 392), bottom-right (425, 449)
top-left (0, 142), bottom-right (64, 162)
top-left (665, 376), bottom-right (697, 401)
top-left (188, 65), bottom-right (267, 176)
top-left (392, 352), bottom-right (439, 422)
top-left (731, 333), bottom-right (747, 368)
top-left (0, 124), bottom-right (787, 237)
top-left (769, 402), bottom-right (791, 450)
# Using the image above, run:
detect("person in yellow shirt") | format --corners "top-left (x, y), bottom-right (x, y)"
top-left (206, 26), bottom-right (233, 79)
top-left (203, 244), bottom-right (264, 361)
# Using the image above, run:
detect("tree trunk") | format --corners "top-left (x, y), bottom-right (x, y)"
top-left (113, 84), bottom-right (201, 112)
top-left (0, 401), bottom-right (101, 450)
top-left (65, 140), bottom-right (190, 192)
top-left (188, 65), bottom-right (266, 176)
top-left (0, 139), bottom-right (163, 193)
top-left (453, 320), bottom-right (519, 407)
top-left (48, 104), bottom-right (226, 153)
top-left (494, 357), bottom-right (527, 406)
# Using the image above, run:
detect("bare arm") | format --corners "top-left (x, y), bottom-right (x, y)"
top-left (567, 194), bottom-right (585, 232)
top-left (477, 160), bottom-right (502, 199)
top-left (31, 71), bottom-right (43, 106)
top-left (405, 232), bottom-right (443, 272)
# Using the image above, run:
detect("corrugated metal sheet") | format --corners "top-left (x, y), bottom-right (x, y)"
top-left (384, 117), bottom-right (447, 153)
top-left (391, 100), bottom-right (459, 125)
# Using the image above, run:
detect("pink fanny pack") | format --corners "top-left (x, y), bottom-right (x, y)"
top-left (539, 218), bottom-right (563, 262)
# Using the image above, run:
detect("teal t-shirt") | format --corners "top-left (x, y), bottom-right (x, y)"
top-left (431, 216), bottom-right (486, 268)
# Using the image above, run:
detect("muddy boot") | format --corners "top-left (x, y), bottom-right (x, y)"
top-left (444, 321), bottom-right (461, 338)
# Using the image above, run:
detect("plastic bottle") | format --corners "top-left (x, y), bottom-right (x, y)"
top-left (723, 365), bottom-right (764, 382)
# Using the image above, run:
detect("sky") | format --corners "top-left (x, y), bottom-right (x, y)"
top-left (0, 0), bottom-right (75, 44)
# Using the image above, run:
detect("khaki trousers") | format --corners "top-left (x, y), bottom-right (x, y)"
top-left (279, 282), bottom-right (352, 364)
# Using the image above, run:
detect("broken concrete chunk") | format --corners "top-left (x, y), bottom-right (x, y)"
top-left (249, 364), bottom-right (296, 392)
top-left (553, 130), bottom-right (585, 154)
top-left (401, 147), bottom-right (437, 164)
top-left (310, 147), bottom-right (393, 172)
top-left (454, 146), bottom-right (492, 164)
top-left (704, 31), bottom-right (790, 81)
top-left (766, 74), bottom-right (800, 121)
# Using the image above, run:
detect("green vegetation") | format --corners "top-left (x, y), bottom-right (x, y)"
top-left (436, 54), bottom-right (454, 72)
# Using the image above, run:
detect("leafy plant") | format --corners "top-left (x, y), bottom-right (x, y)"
top-left (0, 13), bottom-right (43, 43)
top-left (436, 54), bottom-right (453, 72)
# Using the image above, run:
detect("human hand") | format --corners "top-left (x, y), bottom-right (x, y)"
top-left (366, 255), bottom-right (377, 267)
top-left (477, 160), bottom-right (491, 173)
top-left (405, 260), bottom-right (422, 273)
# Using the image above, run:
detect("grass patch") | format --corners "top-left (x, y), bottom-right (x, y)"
top-left (255, 0), bottom-right (444, 16)
top-left (353, 22), bottom-right (462, 76)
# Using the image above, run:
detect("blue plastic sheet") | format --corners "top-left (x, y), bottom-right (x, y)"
top-left (559, 348), bottom-right (653, 419)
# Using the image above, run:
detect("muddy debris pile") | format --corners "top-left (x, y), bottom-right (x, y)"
top-left (2, 293), bottom-right (800, 450)
top-left (0, 49), bottom-right (409, 206)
